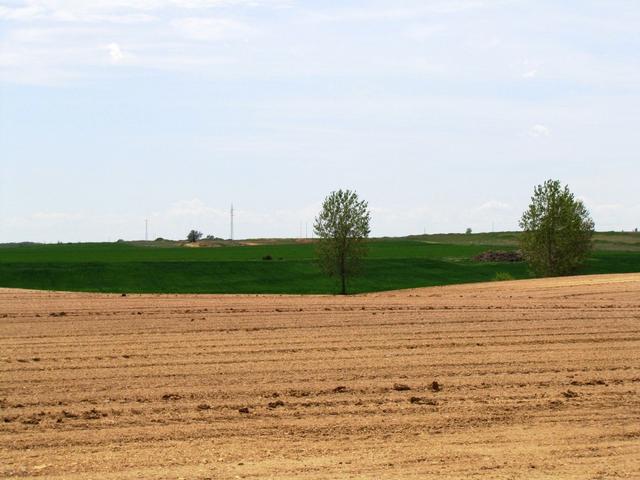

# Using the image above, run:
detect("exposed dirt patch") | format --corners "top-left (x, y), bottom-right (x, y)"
top-left (1, 273), bottom-right (639, 479)
top-left (473, 250), bottom-right (524, 262)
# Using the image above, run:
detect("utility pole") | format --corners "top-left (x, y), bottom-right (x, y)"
top-left (230, 204), bottom-right (234, 241)
top-left (145, 219), bottom-right (148, 241)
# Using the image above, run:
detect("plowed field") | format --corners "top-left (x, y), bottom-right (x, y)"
top-left (1, 274), bottom-right (639, 479)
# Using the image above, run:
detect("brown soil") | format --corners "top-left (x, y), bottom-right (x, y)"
top-left (473, 250), bottom-right (524, 262)
top-left (1, 274), bottom-right (639, 479)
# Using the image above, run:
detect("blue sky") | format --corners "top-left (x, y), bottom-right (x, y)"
top-left (1, 0), bottom-right (639, 242)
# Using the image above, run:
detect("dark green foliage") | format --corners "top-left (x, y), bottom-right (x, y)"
top-left (187, 230), bottom-right (203, 243)
top-left (520, 180), bottom-right (595, 276)
top-left (314, 190), bottom-right (371, 294)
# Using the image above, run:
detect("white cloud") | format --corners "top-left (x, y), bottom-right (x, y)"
top-left (0, 0), bottom-right (284, 21)
top-left (165, 199), bottom-right (224, 217)
top-left (591, 203), bottom-right (624, 214)
top-left (31, 211), bottom-right (85, 221)
top-left (106, 42), bottom-right (125, 63)
top-left (171, 17), bottom-right (252, 41)
top-left (528, 124), bottom-right (551, 138)
top-left (0, 5), bottom-right (44, 20)
top-left (404, 24), bottom-right (446, 41)
top-left (474, 200), bottom-right (511, 212)
top-left (309, 1), bottom-right (490, 23)
top-left (520, 60), bottom-right (540, 79)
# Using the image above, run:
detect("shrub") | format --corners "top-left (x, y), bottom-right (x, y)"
top-left (493, 272), bottom-right (515, 282)
top-left (187, 230), bottom-right (203, 243)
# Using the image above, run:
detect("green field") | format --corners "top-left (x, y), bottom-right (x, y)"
top-left (1, 232), bottom-right (639, 294)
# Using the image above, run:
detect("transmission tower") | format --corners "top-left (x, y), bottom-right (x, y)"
top-left (230, 204), bottom-right (234, 241)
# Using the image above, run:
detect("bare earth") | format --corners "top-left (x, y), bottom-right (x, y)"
top-left (1, 274), bottom-right (639, 479)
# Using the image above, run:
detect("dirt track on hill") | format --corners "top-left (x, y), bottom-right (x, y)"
top-left (1, 274), bottom-right (639, 479)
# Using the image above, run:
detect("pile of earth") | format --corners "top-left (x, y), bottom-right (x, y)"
top-left (473, 250), bottom-right (524, 263)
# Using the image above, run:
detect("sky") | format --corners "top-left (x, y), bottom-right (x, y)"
top-left (1, 0), bottom-right (639, 242)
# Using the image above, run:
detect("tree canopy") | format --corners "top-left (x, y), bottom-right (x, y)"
top-left (519, 179), bottom-right (594, 277)
top-left (314, 189), bottom-right (371, 294)
top-left (187, 230), bottom-right (203, 243)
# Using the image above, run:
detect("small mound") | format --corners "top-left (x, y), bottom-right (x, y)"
top-left (473, 250), bottom-right (523, 263)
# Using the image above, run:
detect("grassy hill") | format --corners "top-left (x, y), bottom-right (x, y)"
top-left (0, 232), bottom-right (638, 294)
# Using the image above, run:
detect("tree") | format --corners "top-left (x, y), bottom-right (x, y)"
top-left (465, 227), bottom-right (472, 235)
top-left (519, 179), bottom-right (594, 277)
top-left (187, 230), bottom-right (203, 243)
top-left (314, 189), bottom-right (371, 295)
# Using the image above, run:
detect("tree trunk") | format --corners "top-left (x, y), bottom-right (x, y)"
top-left (340, 254), bottom-right (346, 295)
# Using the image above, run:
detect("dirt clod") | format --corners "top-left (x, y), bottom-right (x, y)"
top-left (267, 400), bottom-right (285, 409)
top-left (431, 381), bottom-right (442, 392)
top-left (22, 416), bottom-right (41, 425)
top-left (393, 383), bottom-right (411, 391)
top-left (410, 397), bottom-right (437, 405)
top-left (161, 393), bottom-right (182, 401)
top-left (82, 409), bottom-right (106, 420)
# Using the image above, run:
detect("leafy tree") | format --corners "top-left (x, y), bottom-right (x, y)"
top-left (465, 227), bottom-right (472, 235)
top-left (519, 179), bottom-right (594, 277)
top-left (187, 230), bottom-right (203, 243)
top-left (314, 189), bottom-right (371, 295)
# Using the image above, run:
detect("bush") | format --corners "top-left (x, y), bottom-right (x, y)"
top-left (493, 272), bottom-right (515, 282)
top-left (187, 230), bottom-right (203, 243)
top-left (262, 254), bottom-right (273, 261)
